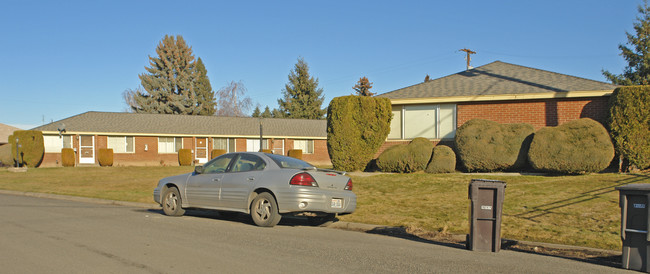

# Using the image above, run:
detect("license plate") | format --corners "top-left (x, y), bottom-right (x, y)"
top-left (331, 198), bottom-right (342, 209)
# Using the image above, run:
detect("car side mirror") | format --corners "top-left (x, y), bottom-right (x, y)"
top-left (194, 166), bottom-right (204, 174)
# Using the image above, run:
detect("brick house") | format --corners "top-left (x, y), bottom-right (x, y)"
top-left (0, 123), bottom-right (21, 146)
top-left (32, 112), bottom-right (330, 167)
top-left (375, 61), bottom-right (618, 153)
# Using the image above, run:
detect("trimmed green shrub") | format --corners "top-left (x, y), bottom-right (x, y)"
top-left (178, 149), bottom-right (192, 166)
top-left (529, 118), bottom-right (615, 174)
top-left (98, 148), bottom-right (113, 167)
top-left (327, 95), bottom-right (392, 171)
top-left (426, 145), bottom-right (456, 173)
top-left (609, 86), bottom-right (650, 170)
top-left (0, 144), bottom-right (13, 166)
top-left (9, 131), bottom-right (44, 167)
top-left (376, 138), bottom-right (434, 173)
top-left (261, 149), bottom-right (272, 154)
top-left (288, 149), bottom-right (303, 159)
top-left (455, 119), bottom-right (534, 172)
top-left (61, 148), bottom-right (75, 167)
top-left (211, 149), bottom-right (226, 159)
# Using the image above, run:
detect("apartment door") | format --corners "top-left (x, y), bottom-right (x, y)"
top-left (195, 137), bottom-right (208, 164)
top-left (79, 135), bottom-right (95, 164)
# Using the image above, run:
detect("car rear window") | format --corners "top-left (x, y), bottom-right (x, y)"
top-left (266, 154), bottom-right (313, 169)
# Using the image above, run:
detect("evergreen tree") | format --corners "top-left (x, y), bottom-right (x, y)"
top-left (603, 1), bottom-right (650, 85)
top-left (195, 58), bottom-right (216, 115)
top-left (134, 35), bottom-right (202, 115)
top-left (353, 76), bottom-right (374, 96)
top-left (252, 105), bottom-right (262, 117)
top-left (261, 106), bottom-right (272, 118)
top-left (278, 57), bottom-right (326, 119)
top-left (271, 108), bottom-right (285, 118)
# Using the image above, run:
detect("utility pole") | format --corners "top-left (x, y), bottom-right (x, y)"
top-left (459, 48), bottom-right (476, 70)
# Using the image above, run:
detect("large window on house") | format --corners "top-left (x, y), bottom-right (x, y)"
top-left (388, 104), bottom-right (456, 140)
top-left (158, 137), bottom-right (182, 153)
top-left (213, 137), bottom-right (236, 153)
top-left (246, 139), bottom-right (268, 152)
top-left (107, 136), bottom-right (135, 153)
top-left (293, 139), bottom-right (314, 154)
top-left (43, 135), bottom-right (73, 153)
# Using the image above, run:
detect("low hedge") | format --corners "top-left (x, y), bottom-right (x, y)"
top-left (211, 149), bottom-right (226, 159)
top-left (288, 149), bottom-right (302, 159)
top-left (376, 138), bottom-right (434, 173)
top-left (529, 118), bottom-right (615, 174)
top-left (178, 149), bottom-right (192, 166)
top-left (61, 148), bottom-right (75, 167)
top-left (426, 145), bottom-right (456, 173)
top-left (455, 119), bottom-right (534, 172)
top-left (98, 148), bottom-right (113, 167)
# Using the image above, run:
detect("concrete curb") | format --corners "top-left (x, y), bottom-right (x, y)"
top-left (0, 189), bottom-right (620, 256)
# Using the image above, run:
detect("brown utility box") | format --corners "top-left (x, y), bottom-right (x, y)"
top-left (616, 183), bottom-right (650, 272)
top-left (467, 179), bottom-right (506, 252)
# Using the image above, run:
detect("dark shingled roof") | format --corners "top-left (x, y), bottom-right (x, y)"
top-left (32, 112), bottom-right (326, 138)
top-left (377, 61), bottom-right (618, 99)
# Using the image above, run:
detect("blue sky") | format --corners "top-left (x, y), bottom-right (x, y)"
top-left (0, 0), bottom-right (641, 129)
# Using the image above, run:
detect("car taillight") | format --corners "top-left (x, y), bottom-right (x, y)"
top-left (344, 179), bottom-right (353, 191)
top-left (290, 173), bottom-right (318, 187)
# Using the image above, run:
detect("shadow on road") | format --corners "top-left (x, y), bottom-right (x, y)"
top-left (145, 208), bottom-right (334, 227)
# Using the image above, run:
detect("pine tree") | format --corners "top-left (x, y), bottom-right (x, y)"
top-left (278, 57), bottom-right (326, 119)
top-left (252, 106), bottom-right (261, 117)
top-left (603, 1), bottom-right (650, 85)
top-left (195, 58), bottom-right (216, 115)
top-left (134, 35), bottom-right (202, 115)
top-left (261, 106), bottom-right (272, 118)
top-left (353, 76), bottom-right (374, 96)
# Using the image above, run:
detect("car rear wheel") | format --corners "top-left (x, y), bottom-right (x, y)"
top-left (162, 187), bottom-right (185, 216)
top-left (250, 192), bottom-right (281, 227)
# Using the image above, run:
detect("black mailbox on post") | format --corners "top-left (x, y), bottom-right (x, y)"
top-left (467, 179), bottom-right (506, 252)
top-left (615, 183), bottom-right (650, 272)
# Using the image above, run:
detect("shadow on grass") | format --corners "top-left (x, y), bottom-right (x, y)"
top-left (509, 173), bottom-right (649, 222)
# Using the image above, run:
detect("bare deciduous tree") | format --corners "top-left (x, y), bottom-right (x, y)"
top-left (122, 87), bottom-right (142, 112)
top-left (216, 81), bottom-right (253, 117)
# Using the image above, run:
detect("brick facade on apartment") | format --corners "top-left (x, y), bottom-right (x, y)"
top-left (374, 97), bottom-right (610, 157)
top-left (457, 97), bottom-right (609, 130)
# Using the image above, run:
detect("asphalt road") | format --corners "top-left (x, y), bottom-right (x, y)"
top-left (0, 193), bottom-right (630, 273)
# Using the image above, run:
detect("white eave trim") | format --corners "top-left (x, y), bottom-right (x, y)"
top-left (38, 131), bottom-right (327, 140)
top-left (387, 90), bottom-right (614, 105)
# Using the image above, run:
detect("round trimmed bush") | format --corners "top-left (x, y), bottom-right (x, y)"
top-left (288, 149), bottom-right (303, 159)
top-left (61, 148), bottom-right (75, 167)
top-left (376, 138), bottom-right (434, 173)
top-left (455, 119), bottom-right (534, 172)
top-left (178, 149), bottom-right (192, 166)
top-left (98, 148), bottom-right (113, 167)
top-left (426, 145), bottom-right (456, 173)
top-left (528, 118), bottom-right (615, 174)
top-left (211, 149), bottom-right (226, 159)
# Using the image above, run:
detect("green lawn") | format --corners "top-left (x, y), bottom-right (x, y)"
top-left (1, 166), bottom-right (647, 250)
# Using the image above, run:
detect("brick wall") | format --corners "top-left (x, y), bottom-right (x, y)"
top-left (457, 97), bottom-right (609, 130)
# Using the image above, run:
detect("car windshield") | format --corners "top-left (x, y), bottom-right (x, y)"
top-left (266, 153), bottom-right (313, 169)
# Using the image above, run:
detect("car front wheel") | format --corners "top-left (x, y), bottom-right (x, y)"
top-left (162, 187), bottom-right (185, 216)
top-left (250, 192), bottom-right (281, 227)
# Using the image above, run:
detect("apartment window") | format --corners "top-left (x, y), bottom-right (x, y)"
top-left (213, 138), bottom-right (236, 153)
top-left (293, 139), bottom-right (314, 154)
top-left (107, 136), bottom-right (135, 153)
top-left (44, 135), bottom-right (72, 153)
top-left (246, 139), bottom-right (269, 152)
top-left (388, 104), bottom-right (456, 139)
top-left (158, 137), bottom-right (182, 153)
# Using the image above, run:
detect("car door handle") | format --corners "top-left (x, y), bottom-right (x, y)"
top-left (212, 178), bottom-right (221, 182)
top-left (247, 177), bottom-right (255, 181)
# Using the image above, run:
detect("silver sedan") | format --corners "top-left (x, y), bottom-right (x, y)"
top-left (153, 152), bottom-right (356, 227)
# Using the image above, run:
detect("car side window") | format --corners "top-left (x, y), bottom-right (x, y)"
top-left (202, 154), bottom-right (235, 174)
top-left (232, 154), bottom-right (266, 172)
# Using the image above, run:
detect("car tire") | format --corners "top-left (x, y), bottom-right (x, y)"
top-left (250, 192), bottom-right (281, 227)
top-left (162, 187), bottom-right (185, 216)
